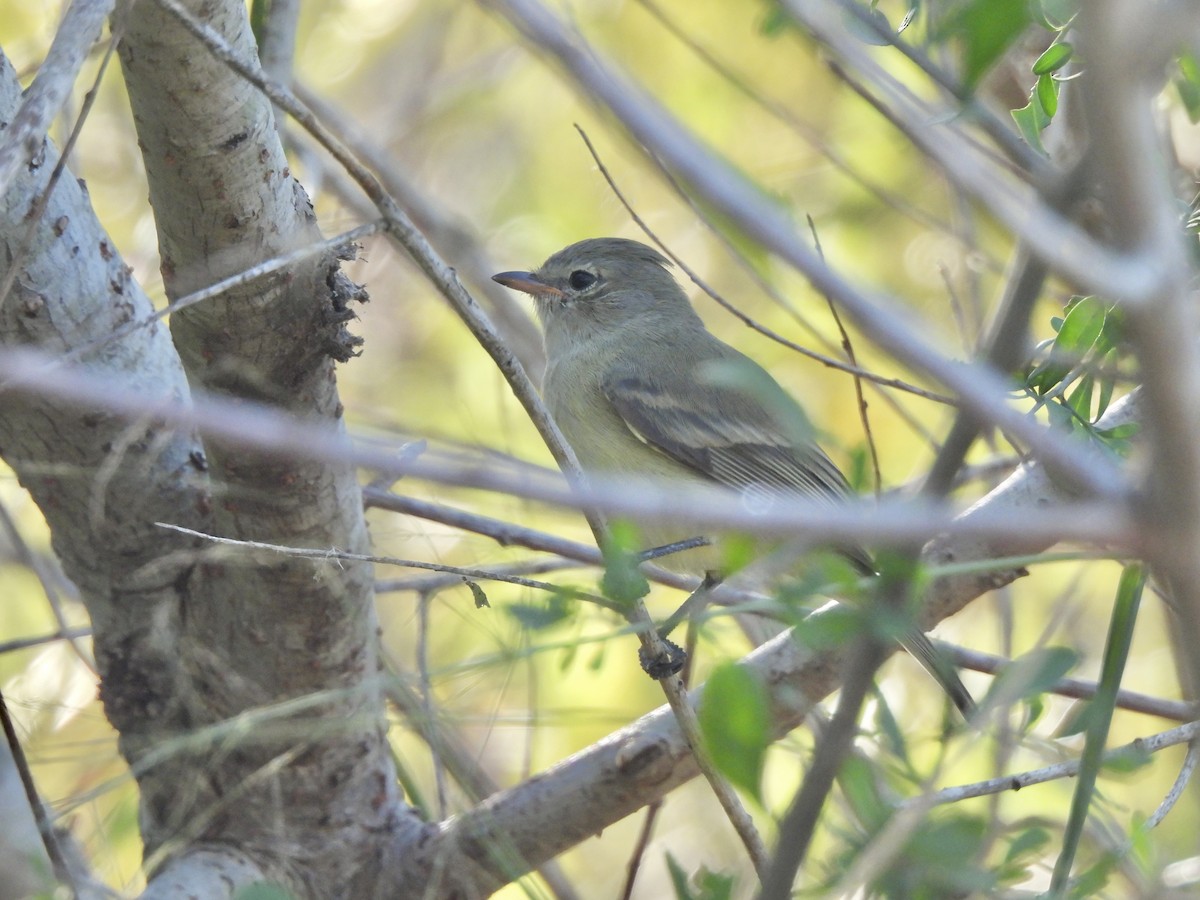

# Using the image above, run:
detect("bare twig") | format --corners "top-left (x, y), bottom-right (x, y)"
top-left (911, 719), bottom-right (1200, 808)
top-left (807, 215), bottom-right (881, 495)
top-left (0, 686), bottom-right (75, 891)
top-left (947, 644), bottom-right (1195, 722)
top-left (0, 346), bottom-right (1137, 549)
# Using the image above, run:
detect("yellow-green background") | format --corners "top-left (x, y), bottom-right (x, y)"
top-left (0, 1), bottom-right (1186, 896)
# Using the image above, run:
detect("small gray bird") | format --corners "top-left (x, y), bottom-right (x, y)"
top-left (494, 237), bottom-right (972, 714)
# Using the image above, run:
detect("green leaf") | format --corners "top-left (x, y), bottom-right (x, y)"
top-left (465, 579), bottom-right (490, 609)
top-left (698, 663), bottom-right (771, 802)
top-left (507, 595), bottom-right (574, 630)
top-left (791, 601), bottom-right (865, 651)
top-left (1055, 698), bottom-right (1097, 738)
top-left (872, 686), bottom-right (911, 768)
top-left (941, 0), bottom-right (1032, 89)
top-left (1028, 297), bottom-right (1106, 393)
top-left (1036, 72), bottom-right (1059, 118)
top-left (981, 646), bottom-right (1078, 709)
top-left (1033, 41), bottom-right (1073, 74)
top-left (759, 6), bottom-right (790, 37)
top-left (1012, 96), bottom-right (1050, 154)
top-left (1065, 375), bottom-right (1093, 420)
top-left (719, 532), bottom-right (757, 575)
top-left (1067, 853), bottom-right (1115, 897)
top-left (1177, 54), bottom-right (1200, 123)
top-left (665, 854), bottom-right (735, 900)
top-left (997, 824), bottom-right (1052, 884)
top-left (666, 854), bottom-right (694, 900)
top-left (601, 521), bottom-right (650, 607)
top-left (1050, 564), bottom-right (1145, 892)
top-left (1093, 422), bottom-right (1140, 457)
top-left (1102, 743), bottom-right (1153, 774)
top-left (1004, 825), bottom-right (1051, 864)
top-left (838, 754), bottom-right (891, 832)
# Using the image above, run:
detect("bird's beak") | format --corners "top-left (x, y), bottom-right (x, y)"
top-left (492, 271), bottom-right (566, 298)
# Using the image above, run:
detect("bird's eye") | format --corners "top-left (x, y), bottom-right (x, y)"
top-left (568, 270), bottom-right (598, 291)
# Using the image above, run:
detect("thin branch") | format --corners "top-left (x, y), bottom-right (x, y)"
top-left (807, 215), bottom-right (881, 495)
top-left (0, 500), bottom-right (92, 671)
top-left (151, 522), bottom-right (628, 615)
top-left (1145, 735), bottom-right (1199, 829)
top-left (911, 719), bottom-right (1200, 808)
top-left (947, 644), bottom-right (1195, 722)
top-left (0, 686), bottom-right (75, 891)
top-left (0, 345), bottom-right (1139, 550)
top-left (0, 627), bottom-right (93, 656)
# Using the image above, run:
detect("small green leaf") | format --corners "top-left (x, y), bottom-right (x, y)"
top-left (1004, 826), bottom-right (1051, 864)
top-left (838, 754), bottom-right (891, 831)
top-left (1102, 744), bottom-right (1153, 774)
top-left (507, 595), bottom-right (574, 630)
top-left (1065, 375), bottom-right (1093, 420)
top-left (1177, 54), bottom-right (1200, 123)
top-left (698, 663), bottom-right (771, 801)
top-left (791, 602), bottom-right (864, 650)
top-left (665, 854), bottom-right (735, 900)
top-left (759, 7), bottom-right (789, 37)
top-left (719, 532), bottom-right (757, 575)
top-left (1094, 422), bottom-right (1139, 452)
top-left (1028, 297), bottom-right (1106, 393)
top-left (1032, 42), bottom-right (1073, 74)
top-left (601, 521), bottom-right (650, 607)
top-left (1012, 97), bottom-right (1050, 154)
top-left (1036, 72), bottom-right (1059, 118)
top-left (1055, 698), bottom-right (1098, 737)
top-left (465, 579), bottom-right (490, 609)
top-left (872, 687), bottom-right (911, 768)
top-left (666, 854), bottom-right (694, 900)
top-left (982, 646), bottom-right (1078, 709)
top-left (940, 0), bottom-right (1032, 89)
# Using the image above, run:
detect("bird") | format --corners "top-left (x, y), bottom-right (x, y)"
top-left (493, 237), bottom-right (973, 715)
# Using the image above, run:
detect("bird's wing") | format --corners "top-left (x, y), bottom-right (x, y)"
top-left (601, 359), bottom-right (854, 507)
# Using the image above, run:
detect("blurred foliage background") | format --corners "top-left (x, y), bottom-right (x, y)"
top-left (0, 0), bottom-right (1195, 896)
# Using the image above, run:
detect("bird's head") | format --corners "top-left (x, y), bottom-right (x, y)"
top-left (493, 238), bottom-right (700, 347)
